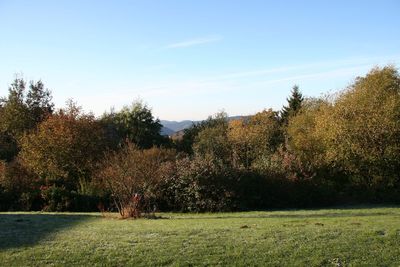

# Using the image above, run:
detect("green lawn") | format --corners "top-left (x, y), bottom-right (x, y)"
top-left (1, 207), bottom-right (400, 266)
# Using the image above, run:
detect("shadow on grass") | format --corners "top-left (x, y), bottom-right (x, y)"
top-left (0, 213), bottom-right (97, 250)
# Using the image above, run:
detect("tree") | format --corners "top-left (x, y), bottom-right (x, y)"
top-left (0, 78), bottom-right (53, 161)
top-left (228, 109), bottom-right (282, 169)
top-left (19, 101), bottom-right (106, 191)
top-left (315, 66), bottom-right (400, 189)
top-left (287, 98), bottom-right (328, 167)
top-left (280, 85), bottom-right (304, 125)
top-left (193, 112), bottom-right (232, 165)
top-left (102, 101), bottom-right (168, 149)
top-left (0, 78), bottom-right (30, 137)
top-left (176, 112), bottom-right (229, 155)
top-left (26, 80), bottom-right (54, 124)
top-left (283, 98), bottom-right (335, 182)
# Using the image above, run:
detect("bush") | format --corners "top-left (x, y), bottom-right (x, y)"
top-left (0, 159), bottom-right (41, 211)
top-left (233, 170), bottom-right (286, 210)
top-left (96, 143), bottom-right (176, 218)
top-left (40, 185), bottom-right (72, 211)
top-left (159, 156), bottom-right (237, 212)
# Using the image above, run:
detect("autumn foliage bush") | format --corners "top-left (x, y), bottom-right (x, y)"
top-left (96, 143), bottom-right (176, 218)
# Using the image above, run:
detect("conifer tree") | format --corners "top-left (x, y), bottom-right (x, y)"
top-left (280, 85), bottom-right (304, 125)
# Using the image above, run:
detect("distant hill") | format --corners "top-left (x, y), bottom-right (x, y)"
top-left (160, 120), bottom-right (198, 132)
top-left (160, 116), bottom-right (247, 136)
top-left (160, 120), bottom-right (198, 136)
top-left (160, 126), bottom-right (175, 136)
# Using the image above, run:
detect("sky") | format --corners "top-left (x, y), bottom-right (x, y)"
top-left (0, 0), bottom-right (399, 121)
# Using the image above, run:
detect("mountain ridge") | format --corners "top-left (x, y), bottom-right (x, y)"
top-left (160, 116), bottom-right (246, 136)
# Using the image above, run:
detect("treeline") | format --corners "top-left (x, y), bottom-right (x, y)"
top-left (1, 66), bottom-right (399, 216)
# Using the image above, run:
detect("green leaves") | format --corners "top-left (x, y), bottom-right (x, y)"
top-left (0, 78), bottom-right (54, 161)
top-left (102, 101), bottom-right (166, 149)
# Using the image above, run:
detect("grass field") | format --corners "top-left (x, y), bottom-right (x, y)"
top-left (1, 206), bottom-right (400, 266)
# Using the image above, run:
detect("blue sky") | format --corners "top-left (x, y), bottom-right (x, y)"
top-left (1, 0), bottom-right (399, 120)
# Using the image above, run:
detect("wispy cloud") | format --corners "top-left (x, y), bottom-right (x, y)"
top-left (75, 55), bottom-right (400, 117)
top-left (92, 56), bottom-right (399, 100)
top-left (136, 57), bottom-right (400, 97)
top-left (248, 65), bottom-right (371, 89)
top-left (165, 35), bottom-right (222, 49)
top-left (205, 55), bottom-right (400, 82)
top-left (142, 64), bottom-right (175, 71)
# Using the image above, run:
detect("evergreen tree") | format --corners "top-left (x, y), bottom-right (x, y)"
top-left (280, 85), bottom-right (304, 125)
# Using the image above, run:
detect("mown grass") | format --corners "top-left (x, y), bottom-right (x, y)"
top-left (1, 206), bottom-right (400, 266)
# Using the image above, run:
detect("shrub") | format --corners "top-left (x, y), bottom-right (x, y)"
top-left (159, 156), bottom-right (237, 212)
top-left (40, 185), bottom-right (72, 211)
top-left (0, 159), bottom-right (41, 210)
top-left (96, 143), bottom-right (176, 218)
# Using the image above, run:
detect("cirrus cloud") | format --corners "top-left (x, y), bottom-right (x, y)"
top-left (165, 35), bottom-right (223, 49)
